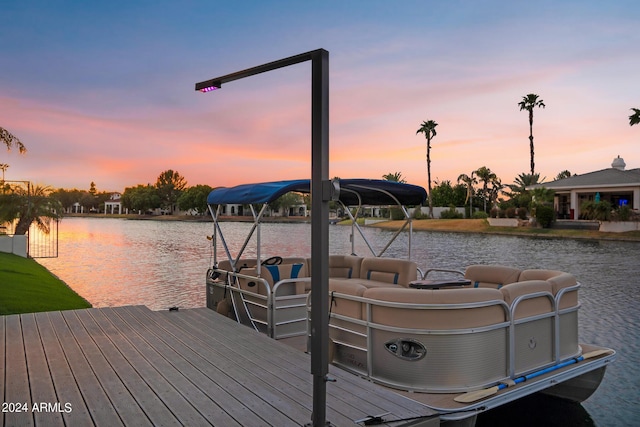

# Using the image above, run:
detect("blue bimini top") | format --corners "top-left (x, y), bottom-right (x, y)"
top-left (206, 179), bottom-right (426, 206)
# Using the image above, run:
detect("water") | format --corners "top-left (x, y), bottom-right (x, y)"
top-left (37, 217), bottom-right (639, 426)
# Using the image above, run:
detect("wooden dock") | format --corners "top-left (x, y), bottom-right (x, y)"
top-left (1, 306), bottom-right (435, 426)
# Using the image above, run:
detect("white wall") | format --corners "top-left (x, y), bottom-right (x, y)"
top-left (0, 235), bottom-right (28, 257)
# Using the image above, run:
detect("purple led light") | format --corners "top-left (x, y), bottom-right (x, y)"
top-left (200, 86), bottom-right (219, 93)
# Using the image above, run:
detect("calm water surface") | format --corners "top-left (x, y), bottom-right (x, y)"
top-left (37, 217), bottom-right (639, 426)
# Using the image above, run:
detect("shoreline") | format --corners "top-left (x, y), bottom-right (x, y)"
top-left (371, 219), bottom-right (640, 242)
top-left (63, 214), bottom-right (640, 242)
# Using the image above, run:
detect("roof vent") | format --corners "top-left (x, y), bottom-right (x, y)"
top-left (611, 155), bottom-right (626, 171)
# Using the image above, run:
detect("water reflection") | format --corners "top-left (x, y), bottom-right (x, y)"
top-left (37, 217), bottom-right (639, 426)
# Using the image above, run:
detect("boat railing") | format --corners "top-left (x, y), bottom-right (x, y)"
top-left (420, 267), bottom-right (465, 280)
top-left (208, 267), bottom-right (311, 339)
top-left (322, 289), bottom-right (511, 393)
top-left (318, 278), bottom-right (584, 394)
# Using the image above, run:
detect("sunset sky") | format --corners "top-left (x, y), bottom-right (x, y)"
top-left (2, 1), bottom-right (639, 193)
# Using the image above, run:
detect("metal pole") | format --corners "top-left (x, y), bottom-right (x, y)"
top-left (309, 49), bottom-right (330, 427)
top-left (195, 49), bottom-right (331, 427)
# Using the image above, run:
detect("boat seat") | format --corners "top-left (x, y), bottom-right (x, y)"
top-left (363, 287), bottom-right (506, 329)
top-left (329, 255), bottom-right (363, 279)
top-left (518, 269), bottom-right (580, 359)
top-left (519, 269), bottom-right (578, 309)
top-left (359, 257), bottom-right (417, 287)
top-left (329, 279), bottom-right (367, 319)
top-left (500, 280), bottom-right (554, 319)
top-left (464, 264), bottom-right (522, 289)
top-left (237, 263), bottom-right (308, 296)
top-left (500, 279), bottom-right (556, 375)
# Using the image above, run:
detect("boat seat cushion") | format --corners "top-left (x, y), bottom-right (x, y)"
top-left (500, 280), bottom-right (554, 319)
top-left (359, 257), bottom-right (417, 286)
top-left (237, 263), bottom-right (307, 296)
top-left (363, 287), bottom-right (506, 329)
top-left (519, 269), bottom-right (578, 309)
top-left (329, 279), bottom-right (367, 319)
top-left (464, 265), bottom-right (522, 289)
top-left (329, 255), bottom-right (363, 279)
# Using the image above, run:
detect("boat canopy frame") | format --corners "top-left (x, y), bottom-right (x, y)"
top-left (206, 178), bottom-right (427, 273)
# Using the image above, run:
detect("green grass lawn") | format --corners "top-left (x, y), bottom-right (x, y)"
top-left (0, 252), bottom-right (91, 315)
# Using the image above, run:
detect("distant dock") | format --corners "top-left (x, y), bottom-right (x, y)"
top-left (1, 306), bottom-right (434, 426)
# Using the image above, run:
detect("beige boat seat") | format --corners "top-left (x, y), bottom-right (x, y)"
top-left (518, 269), bottom-right (580, 360)
top-left (464, 264), bottom-right (522, 289)
top-left (363, 287), bottom-right (506, 329)
top-left (237, 262), bottom-right (308, 296)
top-left (329, 255), bottom-right (363, 279)
top-left (500, 280), bottom-right (554, 319)
top-left (359, 257), bottom-right (418, 287)
top-left (329, 279), bottom-right (367, 319)
top-left (518, 269), bottom-right (578, 308)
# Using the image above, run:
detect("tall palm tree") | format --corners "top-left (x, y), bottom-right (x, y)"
top-left (416, 120), bottom-right (438, 218)
top-left (630, 108), bottom-right (640, 126)
top-left (474, 166), bottom-right (497, 213)
top-left (518, 94), bottom-right (545, 175)
top-left (457, 172), bottom-right (477, 218)
top-left (1, 127), bottom-right (26, 153)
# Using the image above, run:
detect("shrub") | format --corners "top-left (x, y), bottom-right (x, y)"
top-left (498, 209), bottom-right (507, 218)
top-left (440, 206), bottom-right (463, 219)
top-left (472, 211), bottom-right (488, 219)
top-left (516, 207), bottom-right (528, 220)
top-left (580, 200), bottom-right (612, 221)
top-left (390, 207), bottom-right (405, 220)
top-left (536, 205), bottom-right (555, 228)
top-left (413, 207), bottom-right (426, 219)
top-left (615, 205), bottom-right (632, 221)
top-left (490, 207), bottom-right (499, 218)
top-left (506, 207), bottom-right (517, 218)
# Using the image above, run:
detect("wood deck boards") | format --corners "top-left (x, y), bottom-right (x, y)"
top-left (1, 306), bottom-right (434, 427)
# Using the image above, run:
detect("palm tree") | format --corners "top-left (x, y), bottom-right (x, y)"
top-left (457, 172), bottom-right (477, 218)
top-left (504, 172), bottom-right (543, 209)
top-left (474, 166), bottom-right (497, 212)
top-left (0, 184), bottom-right (62, 235)
top-left (554, 170), bottom-right (572, 181)
top-left (1, 127), bottom-right (26, 153)
top-left (416, 120), bottom-right (438, 218)
top-left (487, 176), bottom-right (503, 210)
top-left (630, 108), bottom-right (640, 126)
top-left (382, 172), bottom-right (406, 183)
top-left (518, 94), bottom-right (545, 175)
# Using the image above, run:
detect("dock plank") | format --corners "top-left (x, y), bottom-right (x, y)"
top-left (20, 313), bottom-right (64, 427)
top-left (34, 312), bottom-right (94, 427)
top-left (114, 306), bottom-right (305, 427)
top-left (1, 306), bottom-right (435, 427)
top-left (183, 307), bottom-right (430, 420)
top-left (103, 306), bottom-right (257, 427)
top-left (88, 307), bottom-right (224, 427)
top-left (47, 310), bottom-right (131, 427)
top-left (4, 314), bottom-right (34, 427)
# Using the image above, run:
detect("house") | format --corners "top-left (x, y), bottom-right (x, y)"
top-left (104, 192), bottom-right (126, 214)
top-left (530, 156), bottom-right (640, 219)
